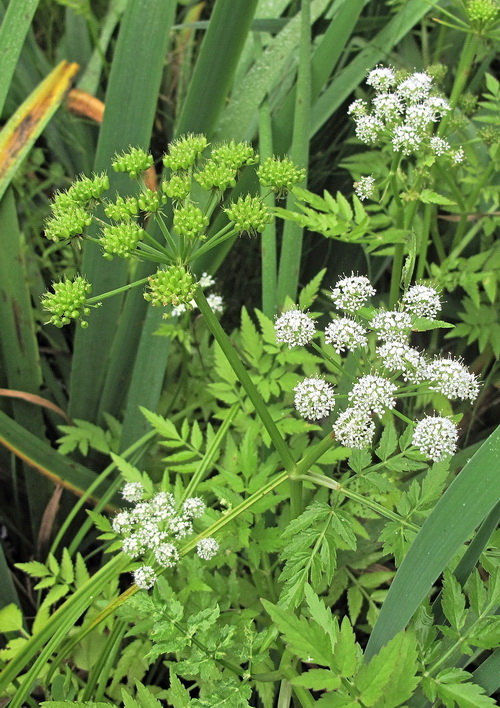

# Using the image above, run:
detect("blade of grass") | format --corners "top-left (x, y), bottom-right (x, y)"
top-left (365, 425), bottom-right (500, 660)
top-left (213, 0), bottom-right (330, 141)
top-left (310, 0), bottom-right (436, 137)
top-left (276, 0), bottom-right (311, 306)
top-left (0, 410), bottom-right (117, 504)
top-left (68, 0), bottom-right (177, 423)
top-left (0, 0), bottom-right (40, 116)
top-left (0, 187), bottom-right (51, 533)
top-left (0, 60), bottom-right (79, 202)
top-left (176, 0), bottom-right (259, 137)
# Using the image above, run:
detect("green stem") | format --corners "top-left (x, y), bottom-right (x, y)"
top-left (299, 471), bottom-right (420, 531)
top-left (86, 277), bottom-right (150, 305)
top-left (276, 0), bottom-right (311, 305)
top-left (194, 288), bottom-right (296, 475)
top-left (190, 224), bottom-right (237, 263)
top-left (154, 211), bottom-right (178, 254)
top-left (416, 203), bottom-right (434, 281)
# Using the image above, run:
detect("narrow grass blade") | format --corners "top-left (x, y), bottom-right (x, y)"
top-left (214, 0), bottom-right (330, 141)
top-left (365, 425), bottom-right (500, 660)
top-left (176, 0), bottom-right (259, 137)
top-left (0, 60), bottom-right (79, 202)
top-left (0, 410), bottom-right (115, 502)
top-left (311, 0), bottom-right (434, 136)
top-left (0, 542), bottom-right (20, 610)
top-left (472, 650), bottom-right (500, 695)
top-left (68, 0), bottom-right (176, 422)
top-left (0, 0), bottom-right (40, 115)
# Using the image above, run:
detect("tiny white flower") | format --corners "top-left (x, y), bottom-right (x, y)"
top-left (425, 357), bottom-right (480, 401)
top-left (372, 92), bottom-right (404, 122)
top-left (136, 520), bottom-right (167, 549)
top-left (451, 147), bottom-right (465, 164)
top-left (197, 537), bottom-right (219, 560)
top-left (199, 272), bottom-right (216, 288)
top-left (406, 102), bottom-right (435, 129)
top-left (171, 303), bottom-right (188, 317)
top-left (348, 99), bottom-right (368, 117)
top-left (354, 175), bottom-right (376, 201)
top-left (112, 510), bottom-right (134, 534)
top-left (324, 317), bottom-right (368, 353)
top-left (132, 501), bottom-right (155, 523)
top-left (348, 374), bottom-right (398, 416)
top-left (151, 491), bottom-right (176, 519)
top-left (294, 377), bottom-right (335, 420)
top-left (425, 95), bottom-right (451, 118)
top-left (182, 497), bottom-right (206, 519)
top-left (331, 274), bottom-right (376, 312)
top-left (168, 514), bottom-right (193, 539)
top-left (402, 284), bottom-right (441, 319)
top-left (371, 310), bottom-right (412, 342)
top-left (354, 115), bottom-right (385, 144)
top-left (391, 123), bottom-right (424, 155)
top-left (121, 482), bottom-right (144, 503)
top-left (207, 292), bottom-right (224, 314)
top-left (133, 565), bottom-right (157, 590)
top-left (412, 416), bottom-right (458, 461)
top-left (122, 533), bottom-right (144, 558)
top-left (333, 408), bottom-right (376, 449)
top-left (376, 341), bottom-right (426, 384)
top-left (275, 309), bottom-right (316, 347)
top-left (430, 136), bottom-right (450, 156)
top-left (397, 72), bottom-right (433, 103)
top-left (154, 542), bottom-right (179, 568)
top-left (366, 66), bottom-right (396, 92)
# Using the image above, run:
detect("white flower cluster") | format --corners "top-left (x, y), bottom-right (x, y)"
top-left (170, 271), bottom-right (224, 318)
top-left (348, 66), bottom-right (463, 168)
top-left (275, 274), bottom-right (479, 462)
top-left (112, 485), bottom-right (219, 590)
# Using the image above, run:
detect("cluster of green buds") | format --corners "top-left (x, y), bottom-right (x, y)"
top-left (41, 276), bottom-right (92, 328)
top-left (466, 0), bottom-right (499, 31)
top-left (41, 135), bottom-right (304, 328)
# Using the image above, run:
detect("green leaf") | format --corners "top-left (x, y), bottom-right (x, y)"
top-left (304, 583), bottom-right (338, 650)
top-left (261, 599), bottom-right (333, 667)
top-left (291, 668), bottom-right (341, 691)
top-left (430, 668), bottom-right (497, 708)
top-left (331, 617), bottom-right (360, 678)
top-left (299, 268), bottom-right (327, 310)
top-left (366, 426), bottom-right (500, 659)
top-left (419, 189), bottom-right (456, 206)
top-left (375, 420), bottom-right (398, 461)
top-left (41, 703), bottom-right (110, 708)
top-left (0, 604), bottom-right (23, 632)
top-left (355, 631), bottom-right (418, 707)
top-left (347, 587), bottom-right (363, 625)
top-left (412, 317), bottom-right (454, 331)
top-left (15, 561), bottom-right (50, 578)
top-left (441, 570), bottom-right (467, 632)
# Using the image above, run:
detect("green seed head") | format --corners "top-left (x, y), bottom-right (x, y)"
top-left (210, 140), bottom-right (257, 170)
top-left (195, 160), bottom-right (237, 193)
top-left (44, 205), bottom-right (92, 242)
top-left (257, 156), bottom-right (306, 197)
top-left (467, 0), bottom-right (499, 26)
top-left (173, 204), bottom-right (209, 239)
top-left (458, 92), bottom-right (478, 115)
top-left (100, 223), bottom-right (145, 260)
top-left (137, 188), bottom-right (165, 213)
top-left (161, 173), bottom-right (191, 201)
top-left (112, 147), bottom-right (154, 178)
top-left (104, 195), bottom-right (139, 220)
top-left (144, 266), bottom-right (197, 308)
top-left (163, 134), bottom-right (208, 171)
top-left (67, 172), bottom-right (109, 204)
top-left (224, 195), bottom-right (272, 234)
top-left (42, 276), bottom-right (92, 327)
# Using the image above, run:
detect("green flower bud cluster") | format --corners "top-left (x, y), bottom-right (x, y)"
top-left (144, 266), bottom-right (197, 307)
top-left (257, 156), bottom-right (306, 196)
top-left (467, 0), bottom-right (499, 26)
top-left (163, 134), bottom-right (208, 171)
top-left (458, 92), bottom-right (478, 115)
top-left (112, 147), bottom-right (154, 178)
top-left (137, 188), bottom-right (165, 213)
top-left (104, 195), bottom-right (139, 220)
top-left (173, 204), bottom-right (209, 239)
top-left (100, 223), bottom-right (145, 260)
top-left (210, 140), bottom-right (257, 170)
top-left (478, 125), bottom-right (500, 146)
top-left (42, 276), bottom-right (92, 328)
top-left (195, 160), bottom-right (236, 193)
top-left (425, 63), bottom-right (447, 84)
top-left (224, 195), bottom-right (272, 234)
top-left (161, 173), bottom-right (191, 201)
top-left (67, 172), bottom-right (109, 204)
top-left (44, 204), bottom-right (93, 242)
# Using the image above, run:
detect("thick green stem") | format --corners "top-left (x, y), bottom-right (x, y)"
top-left (86, 277), bottom-right (149, 305)
top-left (276, 0), bottom-right (311, 305)
top-left (194, 288), bottom-right (296, 475)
